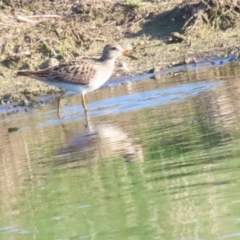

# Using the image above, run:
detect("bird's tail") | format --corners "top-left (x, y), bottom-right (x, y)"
top-left (17, 71), bottom-right (34, 77)
top-left (16, 70), bottom-right (50, 80)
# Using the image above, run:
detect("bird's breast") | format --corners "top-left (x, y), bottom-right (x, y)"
top-left (89, 64), bottom-right (114, 90)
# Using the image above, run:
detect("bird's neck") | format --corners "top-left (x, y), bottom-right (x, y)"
top-left (99, 57), bottom-right (117, 68)
top-left (99, 52), bottom-right (117, 62)
top-left (100, 56), bottom-right (115, 61)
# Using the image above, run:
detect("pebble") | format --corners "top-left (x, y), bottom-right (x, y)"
top-left (8, 127), bottom-right (19, 133)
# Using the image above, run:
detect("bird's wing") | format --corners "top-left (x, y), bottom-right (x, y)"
top-left (17, 60), bottom-right (98, 85)
top-left (45, 60), bottom-right (98, 85)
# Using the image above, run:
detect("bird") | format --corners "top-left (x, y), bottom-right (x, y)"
top-left (17, 43), bottom-right (137, 118)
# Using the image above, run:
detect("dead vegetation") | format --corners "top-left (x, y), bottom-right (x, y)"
top-left (180, 0), bottom-right (240, 35)
top-left (0, 0), bottom-right (145, 68)
top-left (0, 0), bottom-right (239, 65)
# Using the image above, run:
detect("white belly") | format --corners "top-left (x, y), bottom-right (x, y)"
top-left (45, 81), bottom-right (88, 94)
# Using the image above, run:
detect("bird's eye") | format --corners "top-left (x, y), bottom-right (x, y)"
top-left (111, 47), bottom-right (117, 50)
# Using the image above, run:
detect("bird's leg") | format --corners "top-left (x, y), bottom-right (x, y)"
top-left (81, 94), bottom-right (88, 113)
top-left (84, 111), bottom-right (90, 128)
top-left (57, 91), bottom-right (65, 119)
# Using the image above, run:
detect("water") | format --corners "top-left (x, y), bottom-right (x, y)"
top-left (1, 62), bottom-right (240, 240)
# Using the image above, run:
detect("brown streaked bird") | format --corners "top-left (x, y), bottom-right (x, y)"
top-left (17, 44), bottom-right (137, 118)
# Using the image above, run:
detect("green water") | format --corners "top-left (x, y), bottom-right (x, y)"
top-left (1, 63), bottom-right (240, 239)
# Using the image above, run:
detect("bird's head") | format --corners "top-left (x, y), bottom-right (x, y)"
top-left (102, 43), bottom-right (137, 60)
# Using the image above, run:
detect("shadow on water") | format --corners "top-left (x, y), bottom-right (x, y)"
top-left (1, 61), bottom-right (240, 239)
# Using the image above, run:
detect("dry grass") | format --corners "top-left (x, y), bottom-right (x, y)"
top-left (180, 0), bottom-right (240, 33)
top-left (0, 0), bottom-right (239, 66)
top-left (0, 0), bottom-right (147, 66)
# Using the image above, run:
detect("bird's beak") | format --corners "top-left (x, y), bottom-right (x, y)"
top-left (122, 51), bottom-right (137, 60)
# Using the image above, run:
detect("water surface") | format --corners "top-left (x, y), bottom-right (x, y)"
top-left (1, 62), bottom-right (240, 240)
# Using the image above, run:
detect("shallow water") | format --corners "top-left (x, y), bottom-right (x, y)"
top-left (1, 62), bottom-right (240, 240)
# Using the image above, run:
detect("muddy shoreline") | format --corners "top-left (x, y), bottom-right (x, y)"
top-left (0, 0), bottom-right (240, 109)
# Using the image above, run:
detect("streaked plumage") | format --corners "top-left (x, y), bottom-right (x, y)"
top-left (17, 44), bottom-right (136, 118)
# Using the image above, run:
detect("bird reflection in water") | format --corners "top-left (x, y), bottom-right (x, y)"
top-left (56, 114), bottom-right (144, 166)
